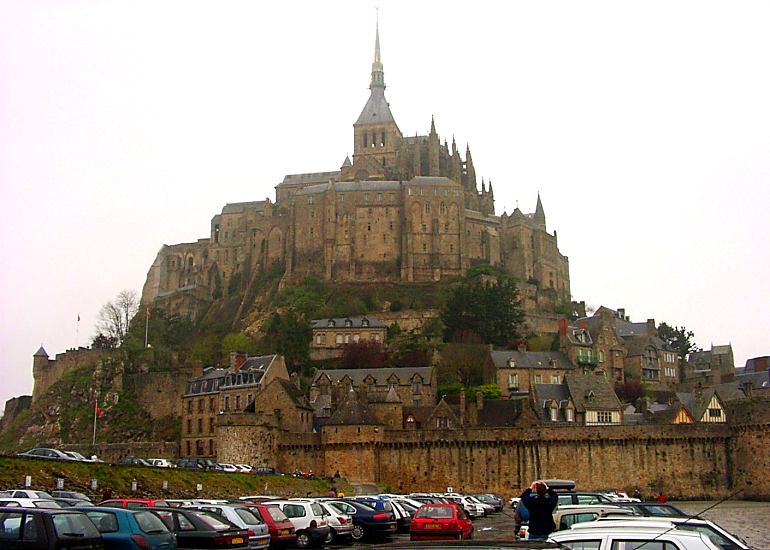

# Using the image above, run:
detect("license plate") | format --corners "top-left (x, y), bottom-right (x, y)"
top-left (279, 529), bottom-right (290, 535)
top-left (387, 524), bottom-right (396, 529)
top-left (426, 524), bottom-right (441, 529)
top-left (231, 537), bottom-right (244, 544)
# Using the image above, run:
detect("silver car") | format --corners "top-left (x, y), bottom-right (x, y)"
top-left (184, 504), bottom-right (270, 550)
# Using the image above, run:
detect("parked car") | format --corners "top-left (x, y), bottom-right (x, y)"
top-left (549, 524), bottom-right (722, 549)
top-left (0, 498), bottom-right (62, 509)
top-left (316, 501), bottom-right (352, 543)
top-left (410, 503), bottom-right (474, 541)
top-left (325, 499), bottom-right (397, 542)
top-left (183, 504), bottom-right (270, 550)
top-left (150, 507), bottom-right (250, 550)
top-left (98, 499), bottom-right (170, 509)
top-left (146, 459), bottom-right (175, 468)
top-left (0, 490), bottom-right (54, 500)
top-left (246, 503), bottom-right (296, 548)
top-left (253, 467), bottom-right (276, 475)
top-left (177, 457), bottom-right (215, 470)
top-left (217, 464), bottom-right (240, 473)
top-left (52, 498), bottom-right (92, 508)
top-left (579, 517), bottom-right (749, 550)
top-left (62, 451), bottom-right (95, 462)
top-left (615, 501), bottom-right (688, 517)
top-left (268, 500), bottom-right (329, 548)
top-left (442, 495), bottom-right (485, 518)
top-left (52, 491), bottom-right (92, 502)
top-left (78, 505), bottom-right (175, 550)
top-left (552, 505), bottom-right (634, 532)
top-left (16, 448), bottom-right (76, 461)
top-left (0, 506), bottom-right (103, 549)
top-left (349, 496), bottom-right (406, 531)
top-left (235, 464), bottom-right (254, 474)
top-left (556, 492), bottom-right (617, 507)
top-left (474, 493), bottom-right (504, 512)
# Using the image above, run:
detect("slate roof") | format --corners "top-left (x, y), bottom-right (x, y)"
top-left (614, 322), bottom-right (650, 338)
top-left (310, 316), bottom-right (387, 329)
top-left (409, 176), bottom-right (457, 187)
top-left (564, 326), bottom-right (593, 346)
top-left (534, 382), bottom-right (570, 406)
top-left (490, 351), bottom-right (573, 370)
top-left (355, 87), bottom-right (396, 125)
top-left (475, 397), bottom-right (537, 428)
top-left (221, 201), bottom-right (267, 215)
top-left (275, 378), bottom-right (313, 410)
top-left (185, 367), bottom-right (227, 396)
top-left (676, 388), bottom-right (722, 421)
top-left (565, 374), bottom-right (623, 412)
top-left (312, 367), bottom-right (432, 387)
top-left (402, 405), bottom-right (435, 427)
top-left (326, 390), bottom-right (380, 425)
top-left (278, 171), bottom-right (341, 188)
top-left (34, 346), bottom-right (48, 357)
top-left (366, 386), bottom-right (402, 404)
top-left (222, 355), bottom-right (278, 388)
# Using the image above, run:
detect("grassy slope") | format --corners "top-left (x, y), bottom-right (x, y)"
top-left (0, 457), bottom-right (350, 499)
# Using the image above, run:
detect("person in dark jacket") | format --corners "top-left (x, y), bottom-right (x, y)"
top-left (519, 480), bottom-right (557, 540)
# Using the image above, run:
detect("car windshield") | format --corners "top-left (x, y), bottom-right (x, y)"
top-left (235, 508), bottom-right (262, 525)
top-left (197, 511), bottom-right (234, 530)
top-left (416, 506), bottom-right (454, 519)
top-left (266, 506), bottom-right (289, 522)
top-left (52, 513), bottom-right (100, 537)
top-left (34, 500), bottom-right (62, 509)
top-left (32, 492), bottom-right (53, 499)
top-left (135, 511), bottom-right (169, 534)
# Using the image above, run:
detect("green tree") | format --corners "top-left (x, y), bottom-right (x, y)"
top-left (658, 322), bottom-right (699, 367)
top-left (470, 384), bottom-right (503, 400)
top-left (441, 275), bottom-right (524, 346)
top-left (221, 332), bottom-right (259, 360)
top-left (260, 311), bottom-right (312, 374)
top-left (279, 277), bottom-right (325, 317)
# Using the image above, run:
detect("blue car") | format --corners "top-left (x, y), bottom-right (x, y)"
top-left (78, 506), bottom-right (174, 550)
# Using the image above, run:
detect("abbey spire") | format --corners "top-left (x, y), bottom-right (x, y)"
top-left (370, 14), bottom-right (385, 90)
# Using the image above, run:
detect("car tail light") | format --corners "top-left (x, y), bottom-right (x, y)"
top-left (213, 535), bottom-right (230, 546)
top-left (337, 516), bottom-right (346, 524)
top-left (248, 529), bottom-right (255, 536)
top-left (372, 513), bottom-right (389, 520)
top-left (309, 519), bottom-right (317, 528)
top-left (131, 534), bottom-right (150, 549)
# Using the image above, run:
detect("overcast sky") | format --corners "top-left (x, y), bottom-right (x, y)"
top-left (1, 1), bottom-right (769, 410)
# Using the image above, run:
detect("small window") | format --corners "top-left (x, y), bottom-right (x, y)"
top-left (566, 408), bottom-right (574, 422)
top-left (550, 407), bottom-right (558, 421)
top-left (308, 195), bottom-right (314, 205)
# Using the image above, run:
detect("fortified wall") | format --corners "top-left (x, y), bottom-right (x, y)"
top-left (218, 400), bottom-right (770, 500)
top-left (32, 348), bottom-right (108, 405)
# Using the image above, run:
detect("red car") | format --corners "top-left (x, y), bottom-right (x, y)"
top-left (410, 503), bottom-right (474, 541)
top-left (244, 503), bottom-right (297, 548)
top-left (97, 498), bottom-right (170, 508)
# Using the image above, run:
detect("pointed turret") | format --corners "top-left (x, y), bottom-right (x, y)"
top-left (428, 116), bottom-right (440, 176)
top-left (534, 192), bottom-right (546, 230)
top-left (34, 345), bottom-right (49, 358)
top-left (481, 178), bottom-right (486, 193)
top-left (370, 14), bottom-right (385, 90)
top-left (465, 144), bottom-right (477, 189)
top-left (341, 155), bottom-right (352, 168)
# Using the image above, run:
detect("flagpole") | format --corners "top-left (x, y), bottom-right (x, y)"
top-left (76, 314), bottom-right (80, 348)
top-left (92, 398), bottom-right (98, 446)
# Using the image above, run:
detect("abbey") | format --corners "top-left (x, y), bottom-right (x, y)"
top-left (141, 24), bottom-right (570, 310)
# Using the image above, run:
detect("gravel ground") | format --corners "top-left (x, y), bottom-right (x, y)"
top-left (332, 500), bottom-right (770, 549)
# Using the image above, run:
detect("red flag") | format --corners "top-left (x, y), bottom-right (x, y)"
top-left (95, 403), bottom-right (103, 417)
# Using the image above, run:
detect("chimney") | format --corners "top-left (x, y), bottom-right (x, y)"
top-left (646, 319), bottom-right (657, 337)
top-left (694, 384), bottom-right (704, 405)
top-left (476, 391), bottom-right (484, 411)
top-left (617, 308), bottom-right (625, 320)
top-left (230, 350), bottom-right (247, 371)
top-left (637, 396), bottom-right (650, 414)
top-left (290, 371), bottom-right (301, 390)
top-left (518, 340), bottom-right (527, 352)
top-left (558, 318), bottom-right (568, 338)
top-left (459, 388), bottom-right (466, 427)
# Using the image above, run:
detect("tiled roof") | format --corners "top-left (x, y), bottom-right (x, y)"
top-left (614, 322), bottom-right (649, 338)
top-left (409, 176), bottom-right (456, 186)
top-left (565, 374), bottom-right (623, 412)
top-left (313, 367), bottom-right (432, 387)
top-left (326, 390), bottom-right (380, 425)
top-left (366, 386), bottom-right (402, 404)
top-left (297, 181), bottom-right (402, 194)
top-left (476, 398), bottom-right (529, 427)
top-left (240, 354), bottom-right (277, 372)
top-left (310, 316), bottom-right (387, 329)
top-left (490, 350), bottom-right (573, 370)
top-left (675, 388), bottom-right (721, 420)
top-left (275, 378), bottom-right (313, 410)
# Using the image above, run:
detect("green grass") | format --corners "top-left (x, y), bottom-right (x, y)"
top-left (0, 457), bottom-right (349, 499)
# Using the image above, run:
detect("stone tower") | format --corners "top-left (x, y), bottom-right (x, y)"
top-left (350, 17), bottom-right (402, 180)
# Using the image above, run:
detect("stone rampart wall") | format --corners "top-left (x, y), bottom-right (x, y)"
top-left (61, 441), bottom-right (178, 463)
top-left (33, 349), bottom-right (107, 404)
top-left (274, 424), bottom-right (736, 498)
top-left (124, 371), bottom-right (190, 420)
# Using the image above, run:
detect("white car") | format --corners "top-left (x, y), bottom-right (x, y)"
top-left (443, 495), bottom-right (485, 518)
top-left (550, 525), bottom-right (722, 549)
top-left (579, 517), bottom-right (749, 549)
top-left (0, 490), bottom-right (54, 499)
top-left (183, 504), bottom-right (270, 550)
top-left (146, 458), bottom-right (175, 468)
top-left (270, 499), bottom-right (330, 549)
top-left (0, 497), bottom-right (62, 508)
top-left (217, 463), bottom-right (239, 473)
top-left (236, 464), bottom-right (254, 473)
top-left (317, 500), bottom-right (353, 543)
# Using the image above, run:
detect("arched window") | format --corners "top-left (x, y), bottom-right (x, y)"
top-left (381, 132), bottom-right (385, 147)
top-left (363, 134), bottom-right (367, 148)
top-left (440, 202), bottom-right (446, 215)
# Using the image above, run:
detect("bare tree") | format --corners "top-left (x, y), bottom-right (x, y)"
top-left (96, 289), bottom-right (138, 346)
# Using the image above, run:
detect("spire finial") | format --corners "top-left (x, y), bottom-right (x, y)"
top-left (369, 10), bottom-right (385, 90)
top-left (430, 115), bottom-right (436, 135)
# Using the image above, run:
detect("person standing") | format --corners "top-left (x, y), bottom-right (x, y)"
top-left (656, 491), bottom-right (667, 503)
top-left (519, 480), bottom-right (557, 541)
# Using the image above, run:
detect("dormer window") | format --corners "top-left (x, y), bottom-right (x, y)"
top-left (345, 318), bottom-right (353, 327)
top-left (327, 319), bottom-right (336, 327)
top-left (586, 390), bottom-right (596, 403)
top-left (507, 358), bottom-right (515, 368)
top-left (361, 318), bottom-right (370, 327)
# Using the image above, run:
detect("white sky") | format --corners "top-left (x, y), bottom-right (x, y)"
top-left (1, 1), bottom-right (769, 409)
